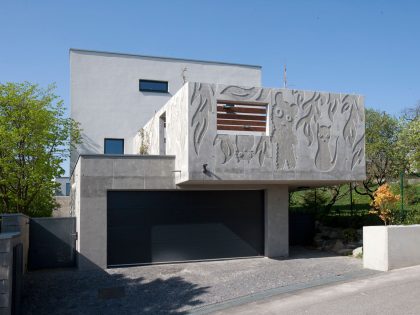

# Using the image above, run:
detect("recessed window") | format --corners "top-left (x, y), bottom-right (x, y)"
top-left (65, 183), bottom-right (71, 196)
top-left (216, 100), bottom-right (268, 134)
top-left (104, 138), bottom-right (124, 154)
top-left (139, 79), bottom-right (168, 93)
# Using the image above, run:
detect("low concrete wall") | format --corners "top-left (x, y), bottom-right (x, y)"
top-left (0, 214), bottom-right (29, 272)
top-left (0, 232), bottom-right (21, 315)
top-left (364, 225), bottom-right (420, 271)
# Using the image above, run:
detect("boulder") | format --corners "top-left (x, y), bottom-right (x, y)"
top-left (352, 246), bottom-right (363, 258)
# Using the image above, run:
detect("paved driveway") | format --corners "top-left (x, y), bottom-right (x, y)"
top-left (21, 248), bottom-right (373, 315)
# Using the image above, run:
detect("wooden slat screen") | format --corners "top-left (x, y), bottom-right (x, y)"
top-left (217, 101), bottom-right (268, 133)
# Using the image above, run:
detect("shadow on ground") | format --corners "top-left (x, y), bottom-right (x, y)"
top-left (22, 268), bottom-right (209, 315)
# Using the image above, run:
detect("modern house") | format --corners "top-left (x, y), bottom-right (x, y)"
top-left (70, 49), bottom-right (366, 269)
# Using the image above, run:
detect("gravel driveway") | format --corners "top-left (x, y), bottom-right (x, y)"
top-left (22, 248), bottom-right (367, 315)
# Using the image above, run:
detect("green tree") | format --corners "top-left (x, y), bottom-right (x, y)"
top-left (0, 82), bottom-right (81, 217)
top-left (354, 108), bottom-right (408, 200)
top-left (398, 103), bottom-right (420, 172)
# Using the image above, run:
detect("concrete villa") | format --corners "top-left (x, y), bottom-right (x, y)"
top-left (70, 49), bottom-right (365, 269)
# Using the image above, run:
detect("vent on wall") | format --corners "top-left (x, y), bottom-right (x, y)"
top-left (216, 100), bottom-right (268, 133)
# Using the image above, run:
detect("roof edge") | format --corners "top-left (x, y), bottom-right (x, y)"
top-left (69, 48), bottom-right (262, 69)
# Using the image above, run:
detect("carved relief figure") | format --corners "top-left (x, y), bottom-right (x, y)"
top-left (313, 94), bottom-right (338, 171)
top-left (271, 91), bottom-right (298, 170)
top-left (213, 135), bottom-right (270, 166)
top-left (191, 83), bottom-right (213, 155)
top-left (315, 125), bottom-right (338, 171)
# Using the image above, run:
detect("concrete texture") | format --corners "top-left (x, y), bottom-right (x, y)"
top-left (71, 155), bottom-right (290, 269)
top-left (0, 214), bottom-right (29, 272)
top-left (210, 264), bottom-right (420, 315)
top-left (21, 248), bottom-right (368, 315)
top-left (144, 82), bottom-right (366, 185)
top-left (364, 225), bottom-right (420, 271)
top-left (53, 196), bottom-right (71, 217)
top-left (70, 50), bottom-right (261, 170)
top-left (0, 232), bottom-right (21, 315)
top-left (264, 186), bottom-right (288, 257)
top-left (73, 155), bottom-right (176, 269)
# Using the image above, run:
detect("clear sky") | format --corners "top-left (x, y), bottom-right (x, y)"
top-left (1, 0), bottom-right (419, 172)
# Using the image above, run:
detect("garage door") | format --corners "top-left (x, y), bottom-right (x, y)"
top-left (107, 190), bottom-right (264, 266)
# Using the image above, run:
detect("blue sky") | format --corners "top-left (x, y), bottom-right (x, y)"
top-left (1, 0), bottom-right (419, 173)
top-left (1, 0), bottom-right (419, 115)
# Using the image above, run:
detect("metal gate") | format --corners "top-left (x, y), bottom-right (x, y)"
top-left (107, 190), bottom-right (264, 266)
top-left (28, 217), bottom-right (77, 270)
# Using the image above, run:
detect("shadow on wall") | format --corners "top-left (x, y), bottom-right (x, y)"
top-left (23, 219), bottom-right (209, 315)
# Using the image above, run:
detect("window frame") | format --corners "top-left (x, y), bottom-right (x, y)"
top-left (139, 79), bottom-right (169, 93)
top-left (104, 138), bottom-right (125, 155)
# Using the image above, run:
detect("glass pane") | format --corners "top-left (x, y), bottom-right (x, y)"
top-left (105, 139), bottom-right (124, 154)
top-left (139, 80), bottom-right (168, 93)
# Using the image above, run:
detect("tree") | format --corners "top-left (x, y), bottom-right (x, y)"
top-left (398, 103), bottom-right (420, 172)
top-left (354, 108), bottom-right (408, 200)
top-left (0, 82), bottom-right (81, 217)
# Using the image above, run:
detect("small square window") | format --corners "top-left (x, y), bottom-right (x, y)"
top-left (104, 138), bottom-right (124, 154)
top-left (139, 80), bottom-right (168, 93)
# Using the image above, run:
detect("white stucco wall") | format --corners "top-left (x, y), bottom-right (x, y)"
top-left (139, 84), bottom-right (190, 183)
top-left (70, 49), bottom-right (261, 170)
top-left (364, 225), bottom-right (420, 271)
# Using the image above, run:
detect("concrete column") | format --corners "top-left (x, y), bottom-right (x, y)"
top-left (264, 186), bottom-right (289, 258)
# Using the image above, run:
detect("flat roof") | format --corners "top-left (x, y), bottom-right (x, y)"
top-left (70, 48), bottom-right (262, 69)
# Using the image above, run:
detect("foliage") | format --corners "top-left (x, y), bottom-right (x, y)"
top-left (354, 108), bottom-right (408, 200)
top-left (300, 189), bottom-right (328, 211)
top-left (397, 115), bottom-right (420, 172)
top-left (138, 128), bottom-right (150, 155)
top-left (0, 82), bottom-right (81, 217)
top-left (342, 228), bottom-right (358, 243)
top-left (370, 184), bottom-right (401, 225)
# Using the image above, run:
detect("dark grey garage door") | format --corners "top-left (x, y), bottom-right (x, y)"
top-left (107, 190), bottom-right (264, 266)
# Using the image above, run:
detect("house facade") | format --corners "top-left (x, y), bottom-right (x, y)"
top-left (70, 49), bottom-right (365, 269)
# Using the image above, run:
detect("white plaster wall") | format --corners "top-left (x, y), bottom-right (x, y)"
top-left (70, 50), bottom-right (261, 169)
top-left (140, 84), bottom-right (190, 183)
top-left (364, 225), bottom-right (420, 271)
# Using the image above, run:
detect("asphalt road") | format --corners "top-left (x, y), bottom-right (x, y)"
top-left (212, 264), bottom-right (420, 315)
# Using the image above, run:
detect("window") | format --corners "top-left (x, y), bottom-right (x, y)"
top-left (216, 100), bottom-right (268, 134)
top-left (139, 79), bottom-right (168, 93)
top-left (104, 138), bottom-right (124, 154)
top-left (65, 183), bottom-right (71, 196)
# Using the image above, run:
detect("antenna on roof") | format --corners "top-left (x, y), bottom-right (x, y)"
top-left (182, 67), bottom-right (188, 84)
top-left (283, 64), bottom-right (287, 89)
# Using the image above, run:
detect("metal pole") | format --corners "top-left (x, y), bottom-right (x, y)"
top-left (400, 172), bottom-right (404, 211)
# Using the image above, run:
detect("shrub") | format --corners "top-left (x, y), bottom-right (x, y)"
top-left (370, 184), bottom-right (400, 225)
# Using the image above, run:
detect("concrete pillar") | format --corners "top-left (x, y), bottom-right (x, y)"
top-left (264, 186), bottom-right (289, 258)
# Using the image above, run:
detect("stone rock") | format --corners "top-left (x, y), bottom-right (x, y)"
top-left (353, 247), bottom-right (363, 258)
top-left (337, 248), bottom-right (353, 256)
top-left (332, 240), bottom-right (344, 252)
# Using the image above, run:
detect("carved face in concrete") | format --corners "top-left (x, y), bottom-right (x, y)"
top-left (317, 125), bottom-right (331, 143)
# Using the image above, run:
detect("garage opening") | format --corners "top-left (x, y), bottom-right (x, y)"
top-left (107, 190), bottom-right (264, 266)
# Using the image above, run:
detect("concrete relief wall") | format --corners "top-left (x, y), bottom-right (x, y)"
top-left (185, 83), bottom-right (365, 183)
